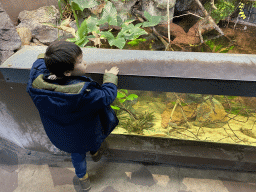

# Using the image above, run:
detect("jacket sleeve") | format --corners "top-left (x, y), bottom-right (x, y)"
top-left (81, 74), bottom-right (118, 109)
top-left (103, 73), bottom-right (118, 86)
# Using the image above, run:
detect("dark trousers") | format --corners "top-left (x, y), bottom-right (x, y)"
top-left (71, 148), bottom-right (100, 178)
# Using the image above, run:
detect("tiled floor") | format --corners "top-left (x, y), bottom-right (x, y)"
top-left (1, 155), bottom-right (256, 192)
top-left (1, 136), bottom-right (256, 192)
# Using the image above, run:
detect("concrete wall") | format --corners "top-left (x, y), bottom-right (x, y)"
top-left (0, 0), bottom-right (59, 25)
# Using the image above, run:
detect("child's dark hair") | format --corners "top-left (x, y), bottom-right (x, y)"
top-left (44, 41), bottom-right (82, 77)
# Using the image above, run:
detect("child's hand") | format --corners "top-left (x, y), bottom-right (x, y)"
top-left (48, 74), bottom-right (57, 80)
top-left (105, 67), bottom-right (119, 75)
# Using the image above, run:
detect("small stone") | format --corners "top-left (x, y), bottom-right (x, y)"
top-left (16, 27), bottom-right (32, 45)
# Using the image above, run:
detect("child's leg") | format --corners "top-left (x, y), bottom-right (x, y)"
top-left (71, 153), bottom-right (87, 178)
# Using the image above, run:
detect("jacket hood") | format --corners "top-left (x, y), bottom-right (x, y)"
top-left (27, 69), bottom-right (98, 121)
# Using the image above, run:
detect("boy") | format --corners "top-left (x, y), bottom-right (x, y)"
top-left (26, 40), bottom-right (119, 191)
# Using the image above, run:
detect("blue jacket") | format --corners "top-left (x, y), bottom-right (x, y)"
top-left (26, 53), bottom-right (119, 153)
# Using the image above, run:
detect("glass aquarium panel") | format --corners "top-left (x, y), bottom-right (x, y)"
top-left (111, 89), bottom-right (256, 147)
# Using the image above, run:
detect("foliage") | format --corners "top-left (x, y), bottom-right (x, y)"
top-left (111, 89), bottom-right (138, 110)
top-left (127, 38), bottom-right (146, 46)
top-left (204, 0), bottom-right (256, 23)
top-left (253, 2), bottom-right (256, 8)
top-left (111, 90), bottom-right (155, 135)
top-left (41, 16), bottom-right (95, 48)
top-left (58, 0), bottom-right (98, 29)
top-left (141, 11), bottom-right (162, 28)
top-left (204, 0), bottom-right (236, 24)
top-left (119, 111), bottom-right (155, 134)
top-left (56, 0), bottom-right (161, 49)
top-left (202, 39), bottom-right (235, 53)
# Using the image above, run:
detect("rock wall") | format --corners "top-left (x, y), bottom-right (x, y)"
top-left (0, 2), bottom-right (21, 66)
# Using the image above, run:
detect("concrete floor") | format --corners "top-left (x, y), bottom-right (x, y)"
top-left (1, 150), bottom-right (256, 192)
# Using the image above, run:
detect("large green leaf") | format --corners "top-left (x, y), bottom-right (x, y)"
top-left (86, 16), bottom-right (100, 33)
top-left (117, 16), bottom-right (124, 27)
top-left (118, 23), bottom-right (147, 40)
top-left (111, 105), bottom-right (120, 110)
top-left (119, 99), bottom-right (126, 103)
top-left (117, 91), bottom-right (126, 98)
top-left (108, 38), bottom-right (126, 49)
top-left (120, 89), bottom-right (128, 94)
top-left (127, 38), bottom-right (146, 46)
top-left (75, 36), bottom-right (89, 47)
top-left (97, 1), bottom-right (117, 26)
top-left (142, 11), bottom-right (161, 27)
top-left (71, 0), bottom-right (98, 11)
top-left (80, 38), bottom-right (89, 47)
top-left (77, 18), bottom-right (88, 40)
top-left (117, 27), bottom-right (134, 40)
top-left (99, 31), bottom-right (115, 41)
top-left (126, 94), bottom-right (138, 100)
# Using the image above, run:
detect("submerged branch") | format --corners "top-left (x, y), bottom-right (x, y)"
top-left (119, 105), bottom-right (138, 120)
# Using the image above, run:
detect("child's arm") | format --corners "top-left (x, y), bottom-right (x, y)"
top-left (82, 67), bottom-right (119, 109)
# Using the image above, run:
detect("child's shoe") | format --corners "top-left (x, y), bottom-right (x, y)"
top-left (90, 141), bottom-right (108, 162)
top-left (79, 173), bottom-right (91, 191)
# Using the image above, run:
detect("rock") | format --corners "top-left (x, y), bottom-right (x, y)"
top-left (16, 5), bottom-right (61, 45)
top-left (0, 2), bottom-right (21, 65)
top-left (141, 0), bottom-right (176, 24)
top-left (32, 38), bottom-right (47, 46)
top-left (109, 0), bottom-right (175, 24)
top-left (194, 96), bottom-right (229, 128)
top-left (69, 20), bottom-right (78, 32)
top-left (175, 0), bottom-right (193, 12)
top-left (16, 27), bottom-right (32, 45)
top-left (18, 5), bottom-right (59, 24)
top-left (0, 29), bottom-right (21, 51)
top-left (0, 51), bottom-right (15, 65)
top-left (32, 24), bottom-right (60, 44)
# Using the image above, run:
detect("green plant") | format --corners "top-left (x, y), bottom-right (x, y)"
top-left (119, 111), bottom-right (155, 134)
top-left (204, 0), bottom-right (237, 23)
top-left (203, 39), bottom-right (235, 53)
top-left (58, 0), bottom-right (98, 28)
top-left (41, 16), bottom-right (95, 48)
top-left (127, 38), bottom-right (146, 46)
top-left (253, 2), bottom-right (256, 8)
top-left (56, 0), bottom-right (161, 49)
top-left (111, 89), bottom-right (138, 110)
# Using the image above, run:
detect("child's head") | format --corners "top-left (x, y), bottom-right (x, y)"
top-left (44, 41), bottom-right (86, 77)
